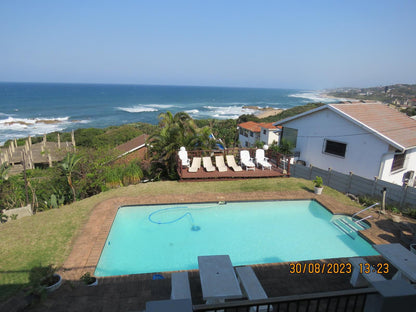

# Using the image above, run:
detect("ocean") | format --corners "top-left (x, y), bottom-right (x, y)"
top-left (0, 82), bottom-right (337, 145)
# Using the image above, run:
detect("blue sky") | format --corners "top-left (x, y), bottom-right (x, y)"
top-left (1, 0), bottom-right (415, 89)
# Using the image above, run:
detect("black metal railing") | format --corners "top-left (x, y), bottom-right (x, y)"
top-left (193, 288), bottom-right (377, 312)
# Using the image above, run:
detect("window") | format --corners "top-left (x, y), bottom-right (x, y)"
top-left (281, 127), bottom-right (298, 147)
top-left (391, 152), bottom-right (406, 171)
top-left (250, 131), bottom-right (253, 137)
top-left (263, 130), bottom-right (266, 135)
top-left (324, 140), bottom-right (347, 157)
top-left (239, 128), bottom-right (243, 135)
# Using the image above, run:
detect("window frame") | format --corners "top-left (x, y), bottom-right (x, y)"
top-left (391, 151), bottom-right (406, 172)
top-left (323, 139), bottom-right (347, 158)
top-left (281, 127), bottom-right (298, 148)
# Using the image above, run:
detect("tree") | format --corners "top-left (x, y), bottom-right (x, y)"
top-left (61, 153), bottom-right (82, 202)
top-left (149, 111), bottom-right (214, 179)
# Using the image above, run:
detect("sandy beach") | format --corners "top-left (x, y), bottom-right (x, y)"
top-left (243, 106), bottom-right (283, 119)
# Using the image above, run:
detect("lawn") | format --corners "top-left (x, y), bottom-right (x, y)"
top-left (0, 177), bottom-right (360, 301)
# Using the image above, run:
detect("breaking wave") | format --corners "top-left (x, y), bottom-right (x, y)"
top-left (116, 103), bottom-right (178, 113)
top-left (289, 91), bottom-right (340, 103)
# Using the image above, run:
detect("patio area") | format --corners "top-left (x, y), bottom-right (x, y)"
top-left (2, 188), bottom-right (411, 311)
top-left (177, 148), bottom-right (291, 180)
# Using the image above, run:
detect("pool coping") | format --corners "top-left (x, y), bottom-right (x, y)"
top-left (60, 190), bottom-right (399, 281)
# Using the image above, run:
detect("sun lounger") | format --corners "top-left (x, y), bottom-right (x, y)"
top-left (235, 266), bottom-right (271, 312)
top-left (202, 157), bottom-right (215, 172)
top-left (215, 156), bottom-right (228, 172)
top-left (255, 149), bottom-right (272, 170)
top-left (188, 157), bottom-right (201, 173)
top-left (178, 147), bottom-right (190, 168)
top-left (226, 155), bottom-right (243, 172)
top-left (171, 272), bottom-right (192, 300)
top-left (240, 150), bottom-right (255, 171)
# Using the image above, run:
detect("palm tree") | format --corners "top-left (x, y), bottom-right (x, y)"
top-left (149, 111), bottom-right (211, 179)
top-left (61, 153), bottom-right (82, 202)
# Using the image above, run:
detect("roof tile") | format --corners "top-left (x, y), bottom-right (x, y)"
top-left (330, 104), bottom-right (416, 149)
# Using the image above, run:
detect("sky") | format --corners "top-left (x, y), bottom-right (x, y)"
top-left (1, 0), bottom-right (415, 89)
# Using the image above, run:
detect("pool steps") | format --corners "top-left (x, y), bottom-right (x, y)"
top-left (331, 215), bottom-right (370, 239)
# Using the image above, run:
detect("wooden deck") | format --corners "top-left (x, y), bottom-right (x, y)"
top-left (179, 164), bottom-right (287, 180)
top-left (178, 148), bottom-right (291, 180)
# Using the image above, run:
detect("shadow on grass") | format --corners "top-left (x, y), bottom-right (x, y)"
top-left (301, 186), bottom-right (314, 193)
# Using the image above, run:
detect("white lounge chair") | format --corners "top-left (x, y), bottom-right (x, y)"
top-left (240, 150), bottom-right (255, 171)
top-left (215, 156), bottom-right (228, 172)
top-left (178, 147), bottom-right (190, 168)
top-left (188, 157), bottom-right (201, 173)
top-left (226, 155), bottom-right (243, 172)
top-left (202, 157), bottom-right (216, 172)
top-left (255, 149), bottom-right (272, 170)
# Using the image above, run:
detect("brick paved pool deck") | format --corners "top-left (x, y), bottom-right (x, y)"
top-left (20, 188), bottom-right (412, 311)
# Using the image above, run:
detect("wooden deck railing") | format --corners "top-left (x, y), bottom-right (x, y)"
top-left (177, 148), bottom-right (292, 179)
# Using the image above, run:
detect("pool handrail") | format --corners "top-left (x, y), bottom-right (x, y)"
top-left (351, 203), bottom-right (379, 219)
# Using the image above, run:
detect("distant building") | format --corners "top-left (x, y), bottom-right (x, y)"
top-left (114, 134), bottom-right (149, 164)
top-left (238, 121), bottom-right (281, 148)
top-left (275, 104), bottom-right (416, 186)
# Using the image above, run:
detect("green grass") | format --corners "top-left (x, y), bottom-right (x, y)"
top-left (0, 178), bottom-right (359, 301)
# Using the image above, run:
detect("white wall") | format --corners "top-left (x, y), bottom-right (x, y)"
top-left (239, 131), bottom-right (260, 147)
top-left (380, 147), bottom-right (416, 185)
top-left (260, 128), bottom-right (280, 145)
top-left (282, 109), bottom-right (390, 180)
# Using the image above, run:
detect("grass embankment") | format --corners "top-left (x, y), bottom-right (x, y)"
top-left (0, 178), bottom-right (359, 301)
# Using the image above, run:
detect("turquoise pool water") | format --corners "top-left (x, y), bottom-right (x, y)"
top-left (94, 200), bottom-right (378, 276)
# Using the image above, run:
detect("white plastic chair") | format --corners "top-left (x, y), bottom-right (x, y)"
top-left (255, 149), bottom-right (272, 170)
top-left (240, 150), bottom-right (255, 171)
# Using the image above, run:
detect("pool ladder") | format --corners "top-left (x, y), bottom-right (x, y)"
top-left (331, 213), bottom-right (373, 239)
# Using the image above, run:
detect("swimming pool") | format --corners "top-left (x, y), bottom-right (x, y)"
top-left (94, 200), bottom-right (378, 277)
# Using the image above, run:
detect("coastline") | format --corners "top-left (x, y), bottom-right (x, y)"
top-left (243, 106), bottom-right (283, 119)
top-left (255, 108), bottom-right (283, 119)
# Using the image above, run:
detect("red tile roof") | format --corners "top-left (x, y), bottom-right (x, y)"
top-left (330, 104), bottom-right (416, 149)
top-left (238, 121), bottom-right (280, 132)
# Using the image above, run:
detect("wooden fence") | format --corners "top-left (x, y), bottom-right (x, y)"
top-left (291, 164), bottom-right (416, 209)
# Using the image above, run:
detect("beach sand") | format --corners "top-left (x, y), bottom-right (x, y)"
top-left (255, 108), bottom-right (283, 119)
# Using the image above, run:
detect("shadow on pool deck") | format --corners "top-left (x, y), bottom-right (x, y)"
top-left (3, 189), bottom-right (414, 312)
top-left (19, 256), bottom-right (398, 312)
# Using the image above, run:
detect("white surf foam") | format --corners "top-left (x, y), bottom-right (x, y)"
top-left (201, 105), bottom-right (258, 119)
top-left (288, 91), bottom-right (340, 103)
top-left (0, 116), bottom-right (90, 146)
top-left (147, 104), bottom-right (176, 109)
top-left (116, 103), bottom-right (179, 113)
top-left (185, 109), bottom-right (199, 115)
top-left (116, 106), bottom-right (158, 113)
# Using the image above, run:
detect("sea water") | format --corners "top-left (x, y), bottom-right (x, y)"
top-left (0, 82), bottom-right (338, 145)
top-left (95, 200), bottom-right (378, 276)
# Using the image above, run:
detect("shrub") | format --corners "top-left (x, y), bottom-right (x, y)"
top-left (313, 176), bottom-right (323, 188)
top-left (358, 195), bottom-right (378, 207)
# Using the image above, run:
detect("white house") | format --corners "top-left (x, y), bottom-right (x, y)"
top-left (274, 103), bottom-right (416, 186)
top-left (238, 121), bottom-right (281, 148)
